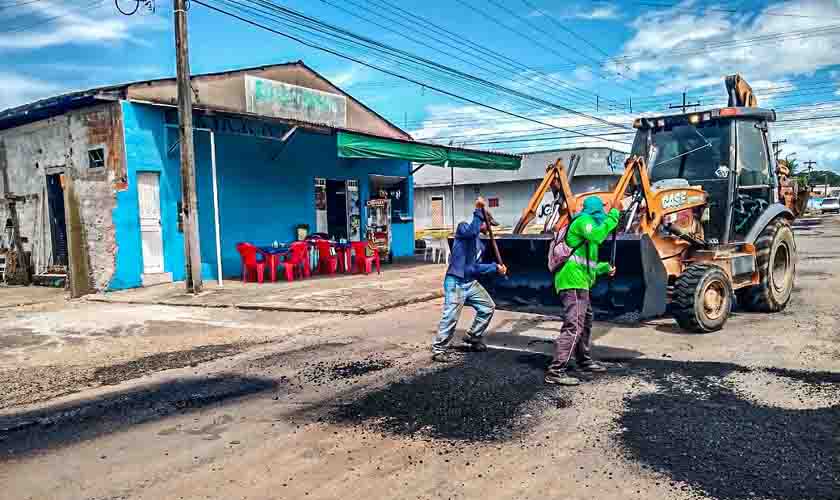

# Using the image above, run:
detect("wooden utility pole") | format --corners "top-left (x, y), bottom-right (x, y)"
top-left (174, 0), bottom-right (203, 293)
top-left (804, 160), bottom-right (817, 188)
top-left (668, 92), bottom-right (700, 113)
top-left (771, 139), bottom-right (786, 162)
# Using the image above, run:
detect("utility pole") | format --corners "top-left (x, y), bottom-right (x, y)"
top-left (668, 92), bottom-right (700, 113)
top-left (803, 160), bottom-right (817, 191)
top-left (174, 0), bottom-right (202, 293)
top-left (771, 139), bottom-right (787, 162)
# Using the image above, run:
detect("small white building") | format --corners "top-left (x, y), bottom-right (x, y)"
top-left (413, 147), bottom-right (628, 230)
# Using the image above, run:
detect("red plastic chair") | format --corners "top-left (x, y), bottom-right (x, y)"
top-left (236, 242), bottom-right (267, 284)
top-left (351, 241), bottom-right (381, 275)
top-left (278, 241), bottom-right (311, 281)
top-left (335, 246), bottom-right (351, 273)
top-left (314, 240), bottom-right (338, 275)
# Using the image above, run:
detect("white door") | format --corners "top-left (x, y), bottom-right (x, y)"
top-left (137, 172), bottom-right (164, 274)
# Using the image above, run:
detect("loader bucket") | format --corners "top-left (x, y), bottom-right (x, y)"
top-left (591, 234), bottom-right (668, 320)
top-left (473, 233), bottom-right (667, 320)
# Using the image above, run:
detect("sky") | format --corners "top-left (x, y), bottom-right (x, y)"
top-left (2, 0), bottom-right (840, 172)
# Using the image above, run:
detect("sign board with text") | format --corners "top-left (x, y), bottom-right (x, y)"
top-left (245, 75), bottom-right (347, 127)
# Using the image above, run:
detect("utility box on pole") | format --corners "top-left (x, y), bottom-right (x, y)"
top-left (174, 0), bottom-right (203, 293)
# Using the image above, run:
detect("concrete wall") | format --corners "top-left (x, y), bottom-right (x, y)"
top-left (115, 102), bottom-right (414, 287)
top-left (0, 102), bottom-right (125, 293)
top-left (415, 180), bottom-right (540, 230)
top-left (126, 63), bottom-right (408, 140)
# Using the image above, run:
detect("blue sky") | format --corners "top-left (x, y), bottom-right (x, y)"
top-left (3, 0), bottom-right (840, 171)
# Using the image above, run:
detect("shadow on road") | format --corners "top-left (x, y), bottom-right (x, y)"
top-left (0, 375), bottom-right (279, 459)
top-left (618, 359), bottom-right (839, 500)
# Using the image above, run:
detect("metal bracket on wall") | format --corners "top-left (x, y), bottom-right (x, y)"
top-left (270, 126), bottom-right (299, 161)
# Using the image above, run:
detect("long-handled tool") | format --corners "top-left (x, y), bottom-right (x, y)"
top-left (481, 207), bottom-right (507, 276)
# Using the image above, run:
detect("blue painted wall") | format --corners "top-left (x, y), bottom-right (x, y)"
top-left (111, 101), bottom-right (185, 290)
top-left (193, 130), bottom-right (415, 279)
top-left (114, 101), bottom-right (414, 287)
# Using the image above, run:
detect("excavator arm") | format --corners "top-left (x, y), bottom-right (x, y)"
top-left (512, 156), bottom-right (577, 234)
top-left (726, 74), bottom-right (758, 107)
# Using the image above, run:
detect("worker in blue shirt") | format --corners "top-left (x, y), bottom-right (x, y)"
top-left (432, 197), bottom-right (507, 362)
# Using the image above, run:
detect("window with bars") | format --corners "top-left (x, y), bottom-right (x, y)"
top-left (488, 197), bottom-right (499, 208)
top-left (88, 147), bottom-right (106, 169)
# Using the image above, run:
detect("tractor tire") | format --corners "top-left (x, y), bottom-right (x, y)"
top-left (672, 264), bottom-right (733, 333)
top-left (738, 218), bottom-right (796, 312)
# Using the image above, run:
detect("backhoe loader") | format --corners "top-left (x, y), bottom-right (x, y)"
top-left (478, 74), bottom-right (799, 332)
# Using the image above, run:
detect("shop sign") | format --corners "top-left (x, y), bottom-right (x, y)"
top-left (245, 75), bottom-right (347, 127)
top-left (165, 109), bottom-right (308, 141)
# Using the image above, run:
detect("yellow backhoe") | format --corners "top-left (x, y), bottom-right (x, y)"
top-left (478, 75), bottom-right (801, 332)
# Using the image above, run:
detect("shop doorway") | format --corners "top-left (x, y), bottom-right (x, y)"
top-left (314, 178), bottom-right (359, 240)
top-left (325, 179), bottom-right (348, 240)
top-left (45, 174), bottom-right (68, 267)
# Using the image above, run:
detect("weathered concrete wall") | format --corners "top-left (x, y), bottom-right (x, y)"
top-left (0, 102), bottom-right (125, 293)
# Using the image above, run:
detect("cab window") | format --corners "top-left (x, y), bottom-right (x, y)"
top-left (737, 121), bottom-right (771, 186)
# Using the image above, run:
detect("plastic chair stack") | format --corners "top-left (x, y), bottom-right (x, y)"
top-left (313, 239), bottom-right (339, 275)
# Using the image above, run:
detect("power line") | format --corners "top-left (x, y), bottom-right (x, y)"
top-left (195, 0), bottom-right (633, 144)
top-left (518, 0), bottom-right (612, 60)
top-left (360, 0), bottom-right (627, 113)
top-left (454, 0), bottom-right (645, 98)
top-left (0, 0), bottom-right (105, 34)
top-left (313, 0), bottom-right (599, 110)
top-left (0, 0), bottom-right (42, 11)
top-left (235, 0), bottom-right (634, 129)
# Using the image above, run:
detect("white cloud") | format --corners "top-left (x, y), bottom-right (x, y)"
top-left (612, 0), bottom-right (840, 171)
top-left (325, 64), bottom-right (368, 88)
top-left (409, 104), bottom-right (633, 152)
top-left (578, 4), bottom-right (620, 20)
top-left (534, 3), bottom-right (620, 21)
top-left (616, 0), bottom-right (840, 82)
top-left (0, 1), bottom-right (167, 50)
top-left (0, 73), bottom-right (60, 110)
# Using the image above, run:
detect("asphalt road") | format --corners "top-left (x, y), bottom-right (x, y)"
top-left (0, 217), bottom-right (838, 500)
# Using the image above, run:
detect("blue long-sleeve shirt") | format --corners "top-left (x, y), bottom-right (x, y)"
top-left (445, 210), bottom-right (498, 282)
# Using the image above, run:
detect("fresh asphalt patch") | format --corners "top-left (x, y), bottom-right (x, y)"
top-left (617, 359), bottom-right (839, 500)
top-left (299, 356), bottom-right (395, 387)
top-left (328, 349), bottom-right (571, 442)
top-left (94, 344), bottom-right (248, 385)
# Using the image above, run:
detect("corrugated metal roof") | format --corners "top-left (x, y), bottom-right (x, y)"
top-left (413, 147), bottom-right (626, 187)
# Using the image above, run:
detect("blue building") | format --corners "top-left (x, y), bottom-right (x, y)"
top-left (0, 62), bottom-right (518, 294)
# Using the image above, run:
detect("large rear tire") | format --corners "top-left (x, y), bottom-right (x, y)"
top-left (673, 264), bottom-right (733, 333)
top-left (738, 218), bottom-right (796, 312)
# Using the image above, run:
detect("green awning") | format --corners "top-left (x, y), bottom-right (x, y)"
top-left (337, 131), bottom-right (521, 170)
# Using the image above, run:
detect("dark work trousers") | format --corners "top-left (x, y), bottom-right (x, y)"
top-left (548, 289), bottom-right (593, 373)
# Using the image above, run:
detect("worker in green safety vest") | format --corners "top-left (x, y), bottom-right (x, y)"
top-left (545, 196), bottom-right (620, 386)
